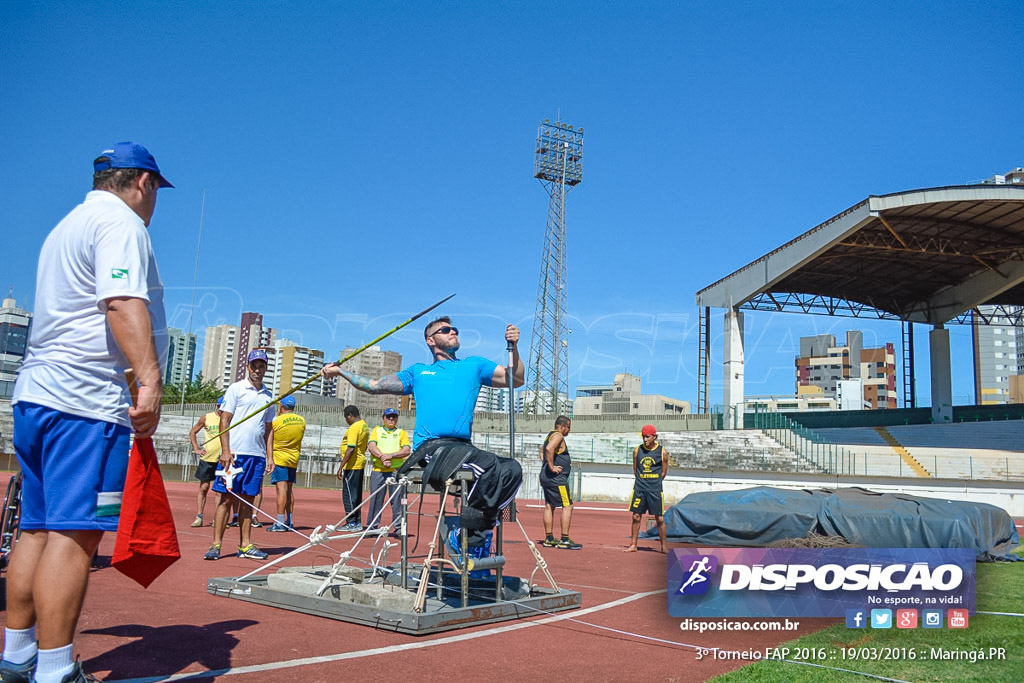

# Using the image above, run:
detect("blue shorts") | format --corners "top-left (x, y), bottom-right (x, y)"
top-left (211, 454), bottom-right (265, 497)
top-left (270, 465), bottom-right (296, 484)
top-left (13, 402), bottom-right (130, 532)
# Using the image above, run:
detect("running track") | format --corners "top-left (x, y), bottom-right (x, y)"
top-left (0, 475), bottom-right (857, 682)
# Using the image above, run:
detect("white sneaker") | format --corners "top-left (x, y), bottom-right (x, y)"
top-left (190, 515), bottom-right (203, 528)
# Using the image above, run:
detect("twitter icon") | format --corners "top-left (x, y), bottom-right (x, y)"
top-left (870, 609), bottom-right (892, 629)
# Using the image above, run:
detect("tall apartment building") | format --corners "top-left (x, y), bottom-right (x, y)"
top-left (980, 167), bottom-right (1024, 186)
top-left (269, 340), bottom-right (325, 396)
top-left (201, 324), bottom-right (239, 391)
top-left (233, 312), bottom-right (277, 382)
top-left (164, 327), bottom-right (197, 388)
top-left (795, 331), bottom-right (896, 409)
top-left (972, 306), bottom-right (1023, 405)
top-left (0, 294), bottom-right (32, 398)
top-left (571, 373), bottom-right (689, 416)
top-left (334, 345), bottom-right (402, 416)
top-left (475, 385), bottom-right (509, 413)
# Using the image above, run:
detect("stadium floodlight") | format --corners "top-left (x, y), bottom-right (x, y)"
top-left (527, 119), bottom-right (584, 415)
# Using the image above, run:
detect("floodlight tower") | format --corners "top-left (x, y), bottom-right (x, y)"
top-left (526, 118), bottom-right (583, 415)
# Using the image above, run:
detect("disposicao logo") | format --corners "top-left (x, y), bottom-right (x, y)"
top-left (667, 548), bottom-right (975, 618)
top-left (676, 555), bottom-right (718, 595)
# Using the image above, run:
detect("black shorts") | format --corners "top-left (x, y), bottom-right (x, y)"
top-left (629, 488), bottom-right (663, 516)
top-left (541, 478), bottom-right (573, 508)
top-left (195, 459), bottom-right (218, 483)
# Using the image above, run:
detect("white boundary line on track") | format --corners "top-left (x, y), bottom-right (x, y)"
top-left (109, 589), bottom-right (665, 683)
top-left (521, 503), bottom-right (624, 512)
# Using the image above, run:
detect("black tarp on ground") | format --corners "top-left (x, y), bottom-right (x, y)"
top-left (645, 486), bottom-right (1020, 561)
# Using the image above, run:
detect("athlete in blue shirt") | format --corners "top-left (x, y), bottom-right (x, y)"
top-left (322, 316), bottom-right (524, 548)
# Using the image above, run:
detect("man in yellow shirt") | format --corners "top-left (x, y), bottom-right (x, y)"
top-left (188, 396), bottom-right (224, 528)
top-left (366, 408), bottom-right (411, 532)
top-left (338, 405), bottom-right (369, 530)
top-left (266, 396), bottom-right (305, 533)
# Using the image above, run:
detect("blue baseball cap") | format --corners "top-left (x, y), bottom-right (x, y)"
top-left (94, 142), bottom-right (174, 188)
top-left (247, 349), bottom-right (269, 364)
top-left (383, 408), bottom-right (398, 417)
top-left (281, 396), bottom-right (296, 409)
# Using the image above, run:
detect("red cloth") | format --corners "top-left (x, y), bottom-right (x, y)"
top-left (112, 437), bottom-right (180, 587)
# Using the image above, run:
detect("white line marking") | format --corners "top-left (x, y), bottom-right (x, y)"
top-left (110, 589), bottom-right (664, 682)
top-left (521, 503), bottom-right (625, 512)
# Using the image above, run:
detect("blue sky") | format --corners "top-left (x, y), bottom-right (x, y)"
top-left (2, 2), bottom-right (1021, 408)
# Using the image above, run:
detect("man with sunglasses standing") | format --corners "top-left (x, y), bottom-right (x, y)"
top-left (322, 316), bottom-right (524, 553)
top-left (365, 408), bottom-right (411, 532)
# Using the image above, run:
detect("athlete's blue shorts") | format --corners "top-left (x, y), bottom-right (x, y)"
top-left (211, 454), bottom-right (265, 497)
top-left (270, 465), bottom-right (296, 484)
top-left (13, 401), bottom-right (131, 532)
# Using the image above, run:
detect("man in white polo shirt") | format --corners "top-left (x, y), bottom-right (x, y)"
top-left (204, 349), bottom-right (276, 561)
top-left (3, 142), bottom-right (171, 683)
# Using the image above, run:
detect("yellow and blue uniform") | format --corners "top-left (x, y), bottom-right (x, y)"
top-left (200, 412), bottom-right (222, 463)
top-left (341, 419), bottom-right (369, 470)
top-left (272, 413), bottom-right (306, 468)
top-left (340, 418), bottom-right (369, 526)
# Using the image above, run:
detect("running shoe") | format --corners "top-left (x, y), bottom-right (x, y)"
top-left (266, 522), bottom-right (289, 532)
top-left (237, 544), bottom-right (268, 560)
top-left (251, 517), bottom-right (263, 528)
top-left (203, 543), bottom-right (221, 560)
top-left (0, 654), bottom-right (37, 683)
top-left (58, 661), bottom-right (98, 682)
top-left (541, 537), bottom-right (558, 548)
top-left (556, 538), bottom-right (583, 550)
top-left (190, 515), bottom-right (203, 528)
top-left (227, 516), bottom-right (239, 528)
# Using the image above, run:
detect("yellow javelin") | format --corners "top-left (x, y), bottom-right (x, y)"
top-left (206, 293), bottom-right (455, 446)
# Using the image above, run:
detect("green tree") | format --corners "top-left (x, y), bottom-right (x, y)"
top-left (162, 373), bottom-right (223, 404)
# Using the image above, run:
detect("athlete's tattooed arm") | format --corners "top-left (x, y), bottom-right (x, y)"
top-left (322, 364), bottom-right (404, 395)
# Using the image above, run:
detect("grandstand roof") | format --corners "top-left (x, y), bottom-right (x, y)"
top-left (696, 185), bottom-right (1024, 325)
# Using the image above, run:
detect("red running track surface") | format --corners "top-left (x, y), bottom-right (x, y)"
top-left (1, 475), bottom-right (842, 682)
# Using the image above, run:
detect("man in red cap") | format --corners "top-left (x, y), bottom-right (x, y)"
top-left (625, 424), bottom-right (669, 553)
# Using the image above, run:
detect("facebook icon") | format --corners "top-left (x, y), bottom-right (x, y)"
top-left (845, 609), bottom-right (866, 628)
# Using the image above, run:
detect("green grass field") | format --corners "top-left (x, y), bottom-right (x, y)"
top-left (712, 548), bottom-right (1024, 682)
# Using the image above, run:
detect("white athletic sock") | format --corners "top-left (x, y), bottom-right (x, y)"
top-left (3, 625), bottom-right (37, 664)
top-left (33, 644), bottom-right (74, 683)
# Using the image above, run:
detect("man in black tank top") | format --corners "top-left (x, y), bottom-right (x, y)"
top-left (625, 424), bottom-right (669, 553)
top-left (538, 416), bottom-right (581, 549)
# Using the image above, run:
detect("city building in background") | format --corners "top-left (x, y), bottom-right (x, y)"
top-left (979, 167), bottom-right (1024, 186)
top-left (164, 327), bottom-right (196, 388)
top-left (201, 324), bottom-right (239, 391)
top-left (972, 305), bottom-right (1023, 405)
top-left (795, 331), bottom-right (896, 410)
top-left (744, 395), bottom-right (838, 413)
top-left (0, 292), bottom-right (32, 398)
top-left (475, 385), bottom-right (510, 413)
top-left (572, 373), bottom-right (689, 416)
top-left (269, 339), bottom-right (325, 396)
top-left (334, 345), bottom-right (401, 415)
top-left (233, 311), bottom-right (276, 382)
